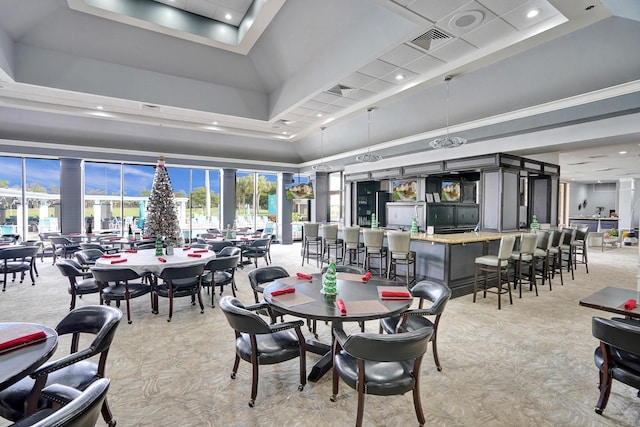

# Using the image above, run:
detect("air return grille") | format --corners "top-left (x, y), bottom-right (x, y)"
top-left (410, 28), bottom-right (451, 51)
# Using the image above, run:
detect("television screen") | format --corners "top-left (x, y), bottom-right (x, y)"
top-left (286, 182), bottom-right (314, 200)
top-left (441, 181), bottom-right (460, 202)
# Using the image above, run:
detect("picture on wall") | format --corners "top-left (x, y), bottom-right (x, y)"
top-left (441, 181), bottom-right (461, 202)
top-left (285, 182), bottom-right (314, 200)
top-left (392, 180), bottom-right (417, 201)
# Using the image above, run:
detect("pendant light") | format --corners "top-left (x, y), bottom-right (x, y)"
top-left (312, 127), bottom-right (333, 171)
top-left (429, 75), bottom-right (467, 149)
top-left (355, 107), bottom-right (382, 163)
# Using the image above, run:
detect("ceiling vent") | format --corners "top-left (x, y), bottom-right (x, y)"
top-left (409, 28), bottom-right (451, 51)
top-left (326, 84), bottom-right (357, 97)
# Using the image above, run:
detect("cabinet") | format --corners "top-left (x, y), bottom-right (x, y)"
top-left (426, 203), bottom-right (479, 233)
top-left (356, 181), bottom-right (379, 227)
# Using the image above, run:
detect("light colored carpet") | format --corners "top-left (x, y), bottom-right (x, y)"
top-left (1, 243), bottom-right (640, 427)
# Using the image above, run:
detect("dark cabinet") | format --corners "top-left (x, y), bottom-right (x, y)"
top-left (427, 203), bottom-right (479, 233)
top-left (356, 181), bottom-right (379, 227)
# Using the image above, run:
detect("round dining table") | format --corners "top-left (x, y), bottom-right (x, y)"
top-left (94, 247), bottom-right (216, 276)
top-left (0, 323), bottom-right (58, 392)
top-left (264, 273), bottom-right (412, 381)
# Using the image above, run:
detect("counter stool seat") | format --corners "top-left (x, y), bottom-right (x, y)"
top-left (362, 228), bottom-right (387, 277)
top-left (473, 235), bottom-right (516, 310)
top-left (342, 226), bottom-right (364, 267)
top-left (386, 231), bottom-right (416, 287)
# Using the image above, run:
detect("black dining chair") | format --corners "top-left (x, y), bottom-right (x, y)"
top-left (592, 316), bottom-right (640, 415)
top-left (220, 296), bottom-right (306, 407)
top-left (56, 259), bottom-right (102, 310)
top-left (74, 249), bottom-right (104, 271)
top-left (49, 237), bottom-right (81, 264)
top-left (153, 263), bottom-right (205, 322)
top-left (330, 326), bottom-right (433, 427)
top-left (0, 245), bottom-right (39, 291)
top-left (202, 254), bottom-right (240, 307)
top-left (247, 266), bottom-right (289, 304)
top-left (379, 280), bottom-right (451, 371)
top-left (0, 306), bottom-right (122, 427)
top-left (241, 238), bottom-right (271, 268)
top-left (9, 378), bottom-right (111, 427)
top-left (91, 267), bottom-right (151, 324)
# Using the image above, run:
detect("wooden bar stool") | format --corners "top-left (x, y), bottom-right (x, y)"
top-left (473, 235), bottom-right (516, 309)
top-left (386, 231), bottom-right (416, 287)
top-left (301, 222), bottom-right (322, 267)
top-left (342, 226), bottom-right (364, 267)
top-left (510, 233), bottom-right (539, 298)
top-left (320, 224), bottom-right (343, 267)
top-left (363, 228), bottom-right (387, 277)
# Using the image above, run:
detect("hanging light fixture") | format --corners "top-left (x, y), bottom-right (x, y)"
top-left (312, 127), bottom-right (333, 171)
top-left (356, 107), bottom-right (382, 163)
top-left (429, 75), bottom-right (467, 149)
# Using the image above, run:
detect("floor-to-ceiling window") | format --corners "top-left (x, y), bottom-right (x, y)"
top-left (329, 171), bottom-right (343, 223)
top-left (235, 171), bottom-right (277, 231)
top-left (84, 162), bottom-right (122, 233)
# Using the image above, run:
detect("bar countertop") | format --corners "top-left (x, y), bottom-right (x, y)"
top-left (407, 231), bottom-right (508, 244)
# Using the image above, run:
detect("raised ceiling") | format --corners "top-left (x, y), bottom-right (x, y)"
top-left (0, 0), bottom-right (639, 182)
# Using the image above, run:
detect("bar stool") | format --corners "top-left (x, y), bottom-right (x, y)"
top-left (386, 231), bottom-right (416, 287)
top-left (547, 230), bottom-right (564, 287)
top-left (320, 224), bottom-right (343, 267)
top-left (342, 226), bottom-right (363, 267)
top-left (363, 228), bottom-right (387, 277)
top-left (533, 230), bottom-right (553, 290)
top-left (301, 222), bottom-right (322, 267)
top-left (560, 227), bottom-right (576, 279)
top-left (510, 233), bottom-right (539, 298)
top-left (571, 225), bottom-right (590, 274)
top-left (473, 235), bottom-right (516, 310)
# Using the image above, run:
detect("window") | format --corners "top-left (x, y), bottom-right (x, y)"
top-left (328, 171), bottom-right (343, 223)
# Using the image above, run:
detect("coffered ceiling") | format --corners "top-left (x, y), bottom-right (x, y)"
top-left (0, 0), bottom-right (638, 183)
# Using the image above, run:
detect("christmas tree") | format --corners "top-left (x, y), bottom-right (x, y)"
top-left (143, 156), bottom-right (184, 247)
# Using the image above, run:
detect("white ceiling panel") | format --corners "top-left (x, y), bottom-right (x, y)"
top-left (502, 0), bottom-right (561, 31)
top-left (476, 0), bottom-right (529, 15)
top-left (362, 79), bottom-right (396, 93)
top-left (358, 60), bottom-right (398, 79)
top-left (463, 17), bottom-right (518, 48)
top-left (345, 89), bottom-right (377, 101)
top-left (428, 38), bottom-right (478, 62)
top-left (379, 44), bottom-right (426, 67)
top-left (340, 72), bottom-right (378, 88)
top-left (406, 0), bottom-right (473, 22)
top-left (403, 54), bottom-right (445, 74)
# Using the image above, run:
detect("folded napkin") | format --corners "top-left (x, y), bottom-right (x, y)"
top-left (271, 288), bottom-right (295, 297)
top-left (183, 247), bottom-right (192, 251)
top-left (0, 330), bottom-right (47, 353)
top-left (241, 237), bottom-right (249, 241)
top-left (129, 238), bottom-right (137, 241)
top-left (336, 299), bottom-right (347, 315)
top-left (68, 233), bottom-right (80, 236)
top-left (624, 299), bottom-right (637, 310)
top-left (188, 253), bottom-right (202, 258)
top-left (297, 272), bottom-right (313, 280)
top-left (158, 257), bottom-right (167, 263)
top-left (100, 254), bottom-right (121, 259)
top-left (124, 249), bottom-right (137, 253)
top-left (193, 249), bottom-right (209, 253)
top-left (143, 236), bottom-right (151, 239)
top-left (381, 290), bottom-right (412, 299)
top-left (110, 238), bottom-right (121, 241)
top-left (111, 259), bottom-right (127, 264)
top-left (361, 272), bottom-right (373, 283)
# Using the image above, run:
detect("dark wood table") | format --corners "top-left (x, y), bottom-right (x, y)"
top-left (264, 274), bottom-right (412, 381)
top-left (0, 323), bottom-right (58, 392)
top-left (579, 287), bottom-right (640, 319)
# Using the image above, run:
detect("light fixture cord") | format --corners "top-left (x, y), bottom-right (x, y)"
top-left (445, 77), bottom-right (451, 138)
top-left (367, 108), bottom-right (371, 154)
top-left (320, 127), bottom-right (326, 163)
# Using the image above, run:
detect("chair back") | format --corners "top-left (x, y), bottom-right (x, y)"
top-left (561, 228), bottom-right (576, 246)
top-left (575, 225), bottom-right (589, 242)
top-left (209, 240), bottom-right (234, 253)
top-left (303, 223), bottom-right (320, 239)
top-left (249, 238), bottom-right (270, 249)
top-left (55, 305), bottom-right (122, 355)
top-left (546, 230), bottom-right (556, 250)
top-left (519, 233), bottom-right (538, 255)
top-left (592, 317), bottom-right (640, 355)
top-left (14, 378), bottom-right (111, 427)
top-left (50, 237), bottom-right (73, 246)
top-left (248, 266), bottom-right (289, 288)
top-left (362, 228), bottom-right (384, 249)
top-left (159, 263), bottom-right (204, 281)
top-left (220, 296), bottom-right (272, 335)
top-left (535, 231), bottom-right (549, 250)
top-left (56, 259), bottom-right (86, 278)
top-left (342, 227), bottom-right (360, 245)
top-left (205, 255), bottom-right (240, 273)
top-left (91, 267), bottom-right (142, 284)
top-left (218, 246), bottom-right (241, 258)
top-left (387, 231), bottom-right (411, 254)
top-left (411, 280), bottom-right (451, 315)
top-left (320, 224), bottom-right (339, 242)
top-left (0, 245), bottom-right (38, 261)
top-left (189, 243), bottom-right (212, 250)
top-left (76, 249), bottom-right (103, 264)
top-left (339, 327), bottom-right (432, 362)
top-left (497, 235), bottom-right (516, 260)
top-left (550, 229), bottom-right (563, 247)
top-left (321, 265), bottom-right (365, 275)
top-left (80, 243), bottom-right (104, 251)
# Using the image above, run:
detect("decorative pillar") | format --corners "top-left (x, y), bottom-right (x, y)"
top-left (221, 168), bottom-right (236, 230)
top-left (60, 158), bottom-right (83, 234)
top-left (314, 172), bottom-right (330, 223)
top-left (279, 173), bottom-right (293, 244)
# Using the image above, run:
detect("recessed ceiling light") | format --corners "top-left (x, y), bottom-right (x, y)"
top-left (96, 106), bottom-right (104, 110)
top-left (395, 74), bottom-right (405, 81)
top-left (527, 8), bottom-right (541, 18)
top-left (225, 13), bottom-right (232, 20)
top-left (282, 131), bottom-right (288, 135)
top-left (212, 121), bottom-right (218, 125)
top-left (619, 151), bottom-right (627, 154)
top-left (316, 113), bottom-right (323, 117)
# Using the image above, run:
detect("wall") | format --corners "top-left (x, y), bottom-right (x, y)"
top-left (568, 182), bottom-right (617, 217)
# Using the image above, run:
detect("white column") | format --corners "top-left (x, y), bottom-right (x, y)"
top-left (618, 178), bottom-right (635, 231)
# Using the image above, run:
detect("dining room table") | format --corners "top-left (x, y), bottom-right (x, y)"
top-left (0, 323), bottom-right (58, 393)
top-left (579, 286), bottom-right (640, 319)
top-left (93, 247), bottom-right (216, 276)
top-left (263, 272), bottom-right (413, 382)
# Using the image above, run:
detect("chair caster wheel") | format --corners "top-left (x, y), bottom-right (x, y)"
top-left (108, 420), bottom-right (117, 427)
top-left (437, 366), bottom-right (442, 372)
top-left (167, 318), bottom-right (171, 322)
top-left (128, 320), bottom-right (132, 324)
top-left (330, 395), bottom-right (337, 402)
top-left (595, 408), bottom-right (602, 415)
top-left (231, 372), bottom-right (236, 379)
top-left (298, 384), bottom-right (304, 391)
top-left (248, 399), bottom-right (255, 407)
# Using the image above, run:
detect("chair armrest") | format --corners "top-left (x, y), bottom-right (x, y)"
top-left (333, 327), bottom-right (349, 348)
top-left (30, 348), bottom-right (93, 377)
top-left (269, 320), bottom-right (304, 333)
top-left (245, 302), bottom-right (270, 312)
top-left (403, 308), bottom-right (435, 317)
top-left (40, 384), bottom-right (83, 406)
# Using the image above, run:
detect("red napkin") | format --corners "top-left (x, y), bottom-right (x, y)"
top-left (241, 237), bottom-right (249, 241)
top-left (193, 249), bottom-right (209, 253)
top-left (297, 273), bottom-right (313, 280)
top-left (183, 247), bottom-right (192, 251)
top-left (111, 259), bottom-right (127, 264)
top-left (129, 238), bottom-right (137, 241)
top-left (624, 299), bottom-right (637, 310)
top-left (0, 330), bottom-right (47, 353)
top-left (271, 288), bottom-right (295, 297)
top-left (381, 290), bottom-right (412, 299)
top-left (336, 299), bottom-right (347, 315)
top-left (361, 272), bottom-right (373, 283)
top-left (188, 253), bottom-right (202, 258)
top-left (68, 233), bottom-right (80, 236)
top-left (110, 238), bottom-right (120, 241)
top-left (158, 257), bottom-right (167, 263)
top-left (143, 236), bottom-right (151, 239)
top-left (100, 254), bottom-right (120, 259)
top-left (124, 249), bottom-right (137, 253)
